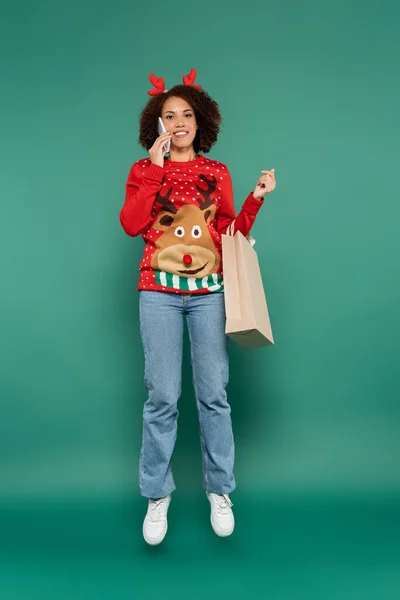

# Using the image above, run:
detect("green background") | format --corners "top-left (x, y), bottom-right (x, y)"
top-left (1, 0), bottom-right (399, 598)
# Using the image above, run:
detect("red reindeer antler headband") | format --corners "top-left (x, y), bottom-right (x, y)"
top-left (147, 69), bottom-right (201, 96)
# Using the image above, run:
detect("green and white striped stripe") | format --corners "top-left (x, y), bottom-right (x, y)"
top-left (155, 271), bottom-right (224, 293)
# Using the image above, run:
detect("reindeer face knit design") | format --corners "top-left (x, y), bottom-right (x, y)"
top-left (120, 154), bottom-right (263, 294)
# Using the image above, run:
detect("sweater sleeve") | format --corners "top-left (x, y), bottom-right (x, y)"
top-left (119, 162), bottom-right (165, 237)
top-left (217, 168), bottom-right (264, 237)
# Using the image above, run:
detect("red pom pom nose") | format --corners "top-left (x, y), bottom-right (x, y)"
top-left (183, 254), bottom-right (193, 266)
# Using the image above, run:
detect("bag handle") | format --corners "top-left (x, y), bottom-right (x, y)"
top-left (226, 222), bottom-right (256, 247)
top-left (246, 235), bottom-right (256, 248)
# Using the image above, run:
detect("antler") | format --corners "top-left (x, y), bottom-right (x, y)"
top-left (182, 69), bottom-right (201, 89)
top-left (156, 186), bottom-right (177, 214)
top-left (196, 174), bottom-right (217, 210)
top-left (147, 70), bottom-right (200, 96)
top-left (147, 73), bottom-right (166, 96)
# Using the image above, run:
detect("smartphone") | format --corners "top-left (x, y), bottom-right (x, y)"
top-left (158, 117), bottom-right (170, 154)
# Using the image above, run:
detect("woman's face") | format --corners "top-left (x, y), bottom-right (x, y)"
top-left (161, 96), bottom-right (197, 152)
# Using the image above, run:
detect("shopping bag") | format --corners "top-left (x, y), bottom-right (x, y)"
top-left (221, 231), bottom-right (274, 348)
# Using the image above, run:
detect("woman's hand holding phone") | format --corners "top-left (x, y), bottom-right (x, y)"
top-left (148, 132), bottom-right (172, 168)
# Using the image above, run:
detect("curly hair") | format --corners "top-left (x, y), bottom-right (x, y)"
top-left (138, 85), bottom-right (222, 154)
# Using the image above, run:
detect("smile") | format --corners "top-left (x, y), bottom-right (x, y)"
top-left (178, 261), bottom-right (208, 275)
top-left (174, 131), bottom-right (189, 137)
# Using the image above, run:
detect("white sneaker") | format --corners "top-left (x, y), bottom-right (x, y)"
top-left (206, 492), bottom-right (234, 537)
top-left (143, 495), bottom-right (171, 546)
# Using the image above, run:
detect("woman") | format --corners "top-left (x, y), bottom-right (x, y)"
top-left (120, 70), bottom-right (276, 545)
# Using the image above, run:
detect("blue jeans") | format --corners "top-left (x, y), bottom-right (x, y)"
top-left (138, 290), bottom-right (236, 499)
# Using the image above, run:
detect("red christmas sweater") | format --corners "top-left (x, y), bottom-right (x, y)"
top-left (120, 154), bottom-right (264, 294)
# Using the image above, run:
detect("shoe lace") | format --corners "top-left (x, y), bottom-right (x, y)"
top-left (214, 494), bottom-right (233, 515)
top-left (148, 498), bottom-right (167, 522)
